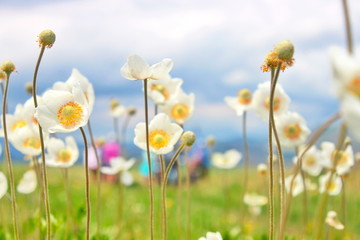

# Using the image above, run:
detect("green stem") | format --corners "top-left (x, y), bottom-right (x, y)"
top-left (62, 168), bottom-right (73, 240)
top-left (2, 73), bottom-right (19, 240)
top-left (80, 127), bottom-right (91, 240)
top-left (32, 44), bottom-right (51, 240)
top-left (160, 155), bottom-right (166, 240)
top-left (185, 151), bottom-right (191, 240)
top-left (116, 172), bottom-right (124, 239)
top-left (341, 176), bottom-right (346, 230)
top-left (143, 79), bottom-right (154, 240)
top-left (120, 114), bottom-right (131, 158)
top-left (240, 111), bottom-right (249, 223)
top-left (113, 117), bottom-right (120, 145)
top-left (341, 0), bottom-right (353, 54)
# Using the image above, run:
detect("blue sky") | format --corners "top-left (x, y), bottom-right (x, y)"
top-left (1, 0), bottom-right (360, 159)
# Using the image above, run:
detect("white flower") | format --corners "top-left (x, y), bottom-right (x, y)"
top-left (35, 86), bottom-right (90, 133)
top-left (211, 149), bottom-right (242, 169)
top-left (45, 136), bottom-right (79, 168)
top-left (199, 232), bottom-right (223, 240)
top-left (134, 113), bottom-right (183, 155)
top-left (161, 88), bottom-right (195, 125)
top-left (319, 172), bottom-right (342, 196)
top-left (109, 98), bottom-right (126, 118)
top-left (320, 141), bottom-right (354, 175)
top-left (293, 146), bottom-right (323, 176)
top-left (252, 81), bottom-right (291, 121)
top-left (17, 169), bottom-right (37, 194)
top-left (257, 163), bottom-right (267, 176)
top-left (326, 211), bottom-right (344, 230)
top-left (341, 94), bottom-right (360, 140)
top-left (147, 78), bottom-right (183, 105)
top-left (120, 54), bottom-right (173, 81)
top-left (285, 174), bottom-right (304, 197)
top-left (101, 157), bottom-right (135, 174)
top-left (0, 171), bottom-right (7, 199)
top-left (224, 88), bottom-right (253, 116)
top-left (121, 171), bottom-right (134, 186)
top-left (244, 193), bottom-right (268, 216)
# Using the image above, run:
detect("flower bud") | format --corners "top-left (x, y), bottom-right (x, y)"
top-left (0, 70), bottom-right (6, 80)
top-left (238, 89), bottom-right (252, 105)
top-left (38, 30), bottom-right (56, 48)
top-left (110, 98), bottom-right (120, 110)
top-left (181, 131), bottom-right (196, 147)
top-left (25, 82), bottom-right (33, 95)
top-left (274, 40), bottom-right (294, 61)
top-left (127, 106), bottom-right (137, 116)
top-left (1, 60), bottom-right (15, 75)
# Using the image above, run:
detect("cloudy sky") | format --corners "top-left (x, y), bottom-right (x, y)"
top-left (1, 0), bottom-right (360, 156)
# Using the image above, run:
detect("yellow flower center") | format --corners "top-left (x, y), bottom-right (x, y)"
top-left (149, 129), bottom-right (170, 149)
top-left (171, 104), bottom-right (189, 120)
top-left (329, 181), bottom-right (337, 192)
top-left (264, 97), bottom-right (281, 112)
top-left (332, 150), bottom-right (348, 166)
top-left (150, 84), bottom-right (170, 100)
top-left (57, 149), bottom-right (72, 162)
top-left (283, 123), bottom-right (302, 139)
top-left (23, 137), bottom-right (41, 149)
top-left (304, 156), bottom-right (317, 167)
top-left (237, 89), bottom-right (252, 105)
top-left (11, 120), bottom-right (27, 131)
top-left (347, 76), bottom-right (360, 97)
top-left (57, 101), bottom-right (83, 127)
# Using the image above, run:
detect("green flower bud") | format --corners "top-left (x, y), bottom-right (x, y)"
top-left (25, 82), bottom-right (33, 95)
top-left (38, 30), bottom-right (56, 48)
top-left (274, 40), bottom-right (294, 61)
top-left (181, 131), bottom-right (196, 147)
top-left (1, 60), bottom-right (15, 75)
top-left (127, 106), bottom-right (137, 116)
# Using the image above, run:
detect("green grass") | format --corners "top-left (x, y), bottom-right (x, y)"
top-left (0, 165), bottom-right (359, 239)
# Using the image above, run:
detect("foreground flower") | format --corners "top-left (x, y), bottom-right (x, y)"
top-left (325, 211), bottom-right (344, 230)
top-left (211, 149), bottom-right (242, 169)
top-left (199, 232), bottom-right (223, 240)
top-left (224, 88), bottom-right (253, 116)
top-left (0, 172), bottom-right (7, 199)
top-left (45, 136), bottom-right (79, 168)
top-left (252, 81), bottom-right (290, 121)
top-left (276, 112), bottom-right (311, 147)
top-left (134, 113), bottom-right (183, 154)
top-left (319, 172), bottom-right (342, 196)
top-left (100, 157), bottom-right (136, 174)
top-left (35, 86), bottom-right (90, 133)
top-left (260, 40), bottom-right (295, 72)
top-left (120, 54), bottom-right (173, 81)
top-left (161, 89), bottom-right (195, 125)
top-left (293, 145), bottom-right (323, 176)
top-left (244, 193), bottom-right (268, 216)
top-left (17, 170), bottom-right (37, 194)
top-left (147, 78), bottom-right (182, 105)
top-left (285, 174), bottom-right (304, 197)
top-left (321, 141), bottom-right (354, 175)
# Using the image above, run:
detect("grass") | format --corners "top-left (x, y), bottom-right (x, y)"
top-left (0, 164), bottom-right (359, 239)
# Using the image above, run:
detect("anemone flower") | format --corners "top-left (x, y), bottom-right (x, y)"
top-left (109, 98), bottom-right (126, 118)
top-left (293, 145), bottom-right (324, 176)
top-left (161, 89), bottom-right (195, 125)
top-left (0, 171), bottom-right (7, 199)
top-left (100, 157), bottom-right (135, 174)
top-left (252, 81), bottom-right (290, 121)
top-left (243, 193), bottom-right (268, 216)
top-left (319, 172), bottom-right (342, 196)
top-left (325, 211), bottom-right (344, 230)
top-left (285, 174), bottom-right (304, 197)
top-left (257, 163), bottom-right (267, 176)
top-left (35, 86), bottom-right (90, 133)
top-left (276, 112), bottom-right (311, 147)
top-left (17, 170), bottom-right (37, 194)
top-left (134, 113), bottom-right (183, 155)
top-left (224, 88), bottom-right (253, 116)
top-left (199, 232), bottom-right (223, 240)
top-left (147, 77), bottom-right (183, 105)
top-left (340, 94), bottom-right (360, 140)
top-left (211, 149), bottom-right (242, 169)
top-left (45, 136), bottom-right (79, 168)
top-left (320, 141), bottom-right (354, 175)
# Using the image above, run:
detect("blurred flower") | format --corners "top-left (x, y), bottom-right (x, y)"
top-left (161, 88), bottom-right (195, 125)
top-left (224, 88), bottom-right (253, 116)
top-left (147, 78), bottom-right (182, 105)
top-left (134, 113), bottom-right (183, 155)
top-left (121, 171), bottom-right (134, 186)
top-left (206, 135), bottom-right (216, 147)
top-left (285, 174), bottom-right (304, 197)
top-left (326, 211), bottom-right (344, 230)
top-left (257, 163), bottom-right (267, 176)
top-left (35, 86), bottom-right (90, 133)
top-left (276, 112), bottom-right (310, 147)
top-left (252, 81), bottom-right (290, 121)
top-left (305, 178), bottom-right (318, 192)
top-left (340, 94), bottom-right (360, 140)
top-left (199, 232), bottom-right (223, 240)
top-left (211, 149), bottom-right (242, 169)
top-left (109, 98), bottom-right (126, 117)
top-left (0, 70), bottom-right (6, 81)
top-left (244, 193), bottom-right (268, 206)
top-left (0, 171), bottom-right (7, 199)
top-left (320, 141), bottom-right (354, 175)
top-left (293, 145), bottom-right (323, 176)
top-left (101, 157), bottom-right (135, 174)
top-left (319, 172), bottom-right (342, 196)
top-left (120, 54), bottom-right (173, 81)
top-left (17, 170), bottom-right (37, 194)
top-left (45, 136), bottom-right (79, 168)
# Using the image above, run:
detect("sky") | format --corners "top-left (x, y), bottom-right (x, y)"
top-left (0, 0), bottom-right (360, 160)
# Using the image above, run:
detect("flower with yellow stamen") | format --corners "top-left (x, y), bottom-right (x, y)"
top-left (35, 86), bottom-right (90, 133)
top-left (161, 89), bottom-right (195, 125)
top-left (147, 78), bottom-right (183, 105)
top-left (252, 81), bottom-right (290, 121)
top-left (225, 88), bottom-right (253, 116)
top-left (326, 211), bottom-right (344, 230)
top-left (211, 149), bottom-right (242, 169)
top-left (134, 113), bottom-right (183, 155)
top-left (320, 141), bottom-right (354, 175)
top-left (244, 193), bottom-right (268, 216)
top-left (276, 112), bottom-right (311, 147)
top-left (319, 172), bottom-right (342, 196)
top-left (45, 136), bottom-right (79, 168)
top-left (285, 174), bottom-right (304, 197)
top-left (109, 98), bottom-right (126, 117)
top-left (260, 41), bottom-right (295, 72)
top-left (293, 145), bottom-right (323, 176)
top-left (17, 170), bottom-right (37, 194)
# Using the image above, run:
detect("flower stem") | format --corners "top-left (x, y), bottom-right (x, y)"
top-left (159, 154), bottom-right (166, 240)
top-left (32, 44), bottom-right (52, 240)
top-left (143, 79), bottom-right (154, 240)
top-left (80, 127), bottom-right (91, 240)
top-left (121, 114), bottom-right (131, 158)
top-left (87, 120), bottom-right (102, 237)
top-left (62, 168), bottom-right (73, 240)
top-left (2, 72), bottom-right (19, 240)
top-left (185, 151), bottom-right (192, 240)
top-left (341, 176), bottom-right (346, 230)
top-left (162, 144), bottom-right (186, 240)
top-left (240, 111), bottom-right (249, 223)
top-left (341, 0), bottom-right (353, 54)
top-left (113, 117), bottom-right (120, 145)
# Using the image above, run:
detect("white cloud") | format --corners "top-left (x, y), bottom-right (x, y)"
top-left (223, 69), bottom-right (251, 85)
